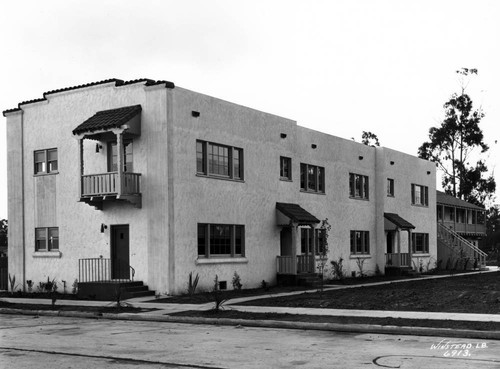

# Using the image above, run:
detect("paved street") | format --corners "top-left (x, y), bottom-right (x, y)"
top-left (1, 315), bottom-right (499, 368)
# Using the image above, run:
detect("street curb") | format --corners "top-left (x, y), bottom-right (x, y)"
top-left (2, 308), bottom-right (500, 340)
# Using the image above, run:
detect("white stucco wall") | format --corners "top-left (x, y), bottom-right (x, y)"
top-left (5, 80), bottom-right (437, 295)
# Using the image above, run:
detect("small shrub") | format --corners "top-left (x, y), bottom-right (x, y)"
top-left (375, 264), bottom-right (382, 276)
top-left (330, 257), bottom-right (345, 281)
top-left (187, 272), bottom-right (200, 296)
top-left (463, 258), bottom-right (470, 270)
top-left (355, 258), bottom-right (366, 277)
top-left (261, 280), bottom-right (269, 291)
top-left (231, 271), bottom-right (242, 290)
top-left (72, 279), bottom-right (78, 295)
top-left (8, 274), bottom-right (18, 294)
top-left (473, 258), bottom-right (478, 270)
top-left (26, 280), bottom-right (34, 293)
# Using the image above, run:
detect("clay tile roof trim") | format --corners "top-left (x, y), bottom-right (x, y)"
top-left (3, 78), bottom-right (175, 116)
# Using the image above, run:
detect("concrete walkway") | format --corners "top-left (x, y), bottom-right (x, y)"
top-left (2, 268), bottom-right (499, 323)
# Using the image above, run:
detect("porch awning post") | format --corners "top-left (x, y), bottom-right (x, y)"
top-left (408, 229), bottom-right (413, 268)
top-left (291, 222), bottom-right (298, 275)
top-left (78, 138), bottom-right (84, 198)
top-left (396, 228), bottom-right (401, 267)
top-left (116, 130), bottom-right (124, 196)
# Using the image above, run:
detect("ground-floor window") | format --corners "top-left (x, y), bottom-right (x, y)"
top-left (412, 233), bottom-right (429, 253)
top-left (35, 227), bottom-right (59, 251)
top-left (198, 223), bottom-right (244, 258)
top-left (350, 230), bottom-right (369, 255)
top-left (300, 228), bottom-right (326, 255)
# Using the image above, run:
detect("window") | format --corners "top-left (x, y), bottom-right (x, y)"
top-left (412, 233), bottom-right (429, 254)
top-left (108, 141), bottom-right (133, 172)
top-left (196, 140), bottom-right (243, 180)
top-left (411, 184), bottom-right (428, 206)
top-left (349, 173), bottom-right (369, 200)
top-left (300, 228), bottom-right (326, 255)
top-left (197, 224), bottom-right (245, 258)
top-left (35, 227), bottom-right (59, 251)
top-left (34, 149), bottom-right (58, 175)
top-left (280, 156), bottom-right (292, 180)
top-left (350, 230), bottom-right (370, 255)
top-left (387, 178), bottom-right (394, 197)
top-left (437, 206), bottom-right (443, 221)
top-left (300, 163), bottom-right (325, 193)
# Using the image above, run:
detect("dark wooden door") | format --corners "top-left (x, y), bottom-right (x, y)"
top-left (111, 225), bottom-right (130, 279)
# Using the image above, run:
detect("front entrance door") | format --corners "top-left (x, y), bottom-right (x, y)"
top-left (111, 225), bottom-right (130, 279)
top-left (386, 231), bottom-right (394, 254)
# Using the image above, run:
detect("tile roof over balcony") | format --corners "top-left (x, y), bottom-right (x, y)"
top-left (73, 105), bottom-right (142, 136)
top-left (276, 202), bottom-right (320, 226)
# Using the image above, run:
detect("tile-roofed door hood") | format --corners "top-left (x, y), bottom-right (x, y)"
top-left (384, 213), bottom-right (415, 230)
top-left (72, 105), bottom-right (142, 136)
top-left (276, 202), bottom-right (320, 225)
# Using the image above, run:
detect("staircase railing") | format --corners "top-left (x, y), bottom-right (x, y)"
top-left (79, 258), bottom-right (135, 283)
top-left (437, 223), bottom-right (487, 267)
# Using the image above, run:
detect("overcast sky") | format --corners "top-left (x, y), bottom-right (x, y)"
top-left (1, 0), bottom-right (499, 220)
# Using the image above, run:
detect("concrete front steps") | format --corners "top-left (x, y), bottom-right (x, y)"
top-left (78, 281), bottom-right (155, 301)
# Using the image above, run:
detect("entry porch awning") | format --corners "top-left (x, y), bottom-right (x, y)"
top-left (384, 212), bottom-right (415, 230)
top-left (72, 105), bottom-right (142, 140)
top-left (276, 202), bottom-right (320, 226)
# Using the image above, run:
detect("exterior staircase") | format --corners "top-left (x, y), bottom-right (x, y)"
top-left (119, 281), bottom-right (156, 300)
top-left (437, 223), bottom-right (487, 269)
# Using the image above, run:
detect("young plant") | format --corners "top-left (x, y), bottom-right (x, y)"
top-left (261, 280), bottom-right (269, 291)
top-left (72, 279), bottom-right (78, 295)
top-left (211, 275), bottom-right (227, 312)
top-left (187, 272), bottom-right (200, 297)
top-left (231, 271), bottom-right (242, 290)
top-left (355, 258), bottom-right (366, 277)
top-left (26, 280), bottom-right (34, 293)
top-left (330, 257), bottom-right (345, 281)
top-left (316, 218), bottom-right (331, 299)
top-left (8, 274), bottom-right (17, 294)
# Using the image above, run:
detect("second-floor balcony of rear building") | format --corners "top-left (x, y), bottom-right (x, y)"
top-left (72, 105), bottom-right (142, 209)
top-left (436, 191), bottom-right (486, 237)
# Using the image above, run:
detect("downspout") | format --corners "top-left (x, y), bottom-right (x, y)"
top-left (21, 111), bottom-right (26, 292)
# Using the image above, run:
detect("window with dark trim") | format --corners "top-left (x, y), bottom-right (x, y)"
top-left (35, 227), bottom-right (59, 251)
top-left (387, 178), bottom-right (394, 197)
top-left (34, 149), bottom-right (58, 175)
top-left (197, 223), bottom-right (245, 258)
top-left (349, 173), bottom-right (369, 200)
top-left (411, 184), bottom-right (428, 206)
top-left (196, 140), bottom-right (243, 180)
top-left (108, 141), bottom-right (133, 172)
top-left (280, 156), bottom-right (292, 180)
top-left (412, 233), bottom-right (429, 253)
top-left (300, 228), bottom-right (326, 255)
top-left (300, 163), bottom-right (325, 193)
top-left (350, 230), bottom-right (370, 255)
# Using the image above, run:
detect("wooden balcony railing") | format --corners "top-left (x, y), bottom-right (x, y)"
top-left (385, 253), bottom-right (410, 267)
top-left (277, 255), bottom-right (316, 275)
top-left (81, 172), bottom-right (141, 197)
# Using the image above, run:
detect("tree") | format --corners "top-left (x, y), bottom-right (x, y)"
top-left (361, 131), bottom-right (380, 147)
top-left (0, 219), bottom-right (7, 248)
top-left (418, 68), bottom-right (496, 205)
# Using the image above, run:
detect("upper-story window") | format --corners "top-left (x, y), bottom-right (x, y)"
top-left (300, 163), bottom-right (325, 193)
top-left (34, 149), bottom-right (58, 175)
top-left (108, 141), bottom-right (133, 172)
top-left (35, 227), bottom-right (59, 251)
top-left (349, 173), bottom-right (369, 200)
top-left (411, 184), bottom-right (428, 206)
top-left (280, 156), bottom-right (292, 180)
top-left (387, 178), bottom-right (394, 197)
top-left (196, 140), bottom-right (243, 180)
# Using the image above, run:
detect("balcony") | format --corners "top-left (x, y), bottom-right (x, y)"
top-left (80, 172), bottom-right (142, 209)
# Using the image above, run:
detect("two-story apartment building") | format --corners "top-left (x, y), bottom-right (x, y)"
top-left (3, 78), bottom-right (437, 297)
